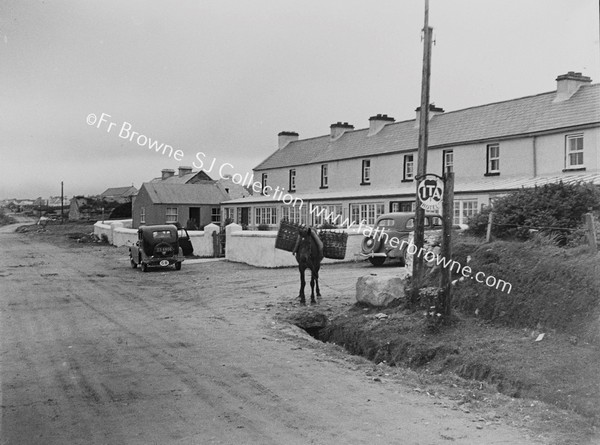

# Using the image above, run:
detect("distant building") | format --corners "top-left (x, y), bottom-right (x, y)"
top-left (223, 71), bottom-right (600, 228)
top-left (132, 182), bottom-right (229, 229)
top-left (99, 186), bottom-right (138, 203)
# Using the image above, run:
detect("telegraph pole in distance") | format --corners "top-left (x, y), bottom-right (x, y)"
top-left (411, 0), bottom-right (433, 304)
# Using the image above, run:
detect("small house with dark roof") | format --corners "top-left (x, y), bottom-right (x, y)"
top-left (132, 182), bottom-right (230, 229)
top-left (223, 72), bottom-right (600, 228)
top-left (99, 186), bottom-right (138, 203)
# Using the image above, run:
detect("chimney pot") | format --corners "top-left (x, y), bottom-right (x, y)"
top-left (161, 169), bottom-right (175, 180)
top-left (278, 131), bottom-right (299, 150)
top-left (330, 121), bottom-right (354, 140)
top-left (368, 113), bottom-right (395, 136)
top-left (554, 71), bottom-right (592, 102)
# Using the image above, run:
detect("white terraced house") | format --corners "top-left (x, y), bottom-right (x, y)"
top-left (222, 72), bottom-right (600, 229)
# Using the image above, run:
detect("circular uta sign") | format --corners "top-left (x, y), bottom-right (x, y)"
top-left (417, 175), bottom-right (444, 212)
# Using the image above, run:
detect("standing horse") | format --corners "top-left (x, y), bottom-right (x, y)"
top-left (292, 226), bottom-right (324, 305)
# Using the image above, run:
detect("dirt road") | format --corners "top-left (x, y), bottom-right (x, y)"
top-left (0, 228), bottom-right (540, 444)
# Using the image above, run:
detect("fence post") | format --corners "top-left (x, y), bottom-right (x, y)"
top-left (486, 212), bottom-right (494, 243)
top-left (584, 213), bottom-right (597, 253)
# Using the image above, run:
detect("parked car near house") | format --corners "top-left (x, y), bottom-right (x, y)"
top-left (360, 212), bottom-right (443, 266)
top-left (129, 224), bottom-right (184, 272)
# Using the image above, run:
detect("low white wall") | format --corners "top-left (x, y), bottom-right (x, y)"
top-left (94, 220), bottom-right (218, 257)
top-left (225, 223), bottom-right (364, 268)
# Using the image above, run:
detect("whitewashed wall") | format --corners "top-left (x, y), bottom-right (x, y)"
top-left (94, 220), bottom-right (218, 257)
top-left (225, 223), bottom-right (364, 268)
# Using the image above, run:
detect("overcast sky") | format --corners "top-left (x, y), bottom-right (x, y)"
top-left (1, 0), bottom-right (598, 199)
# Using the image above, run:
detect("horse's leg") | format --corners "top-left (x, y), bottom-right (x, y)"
top-left (309, 269), bottom-right (316, 305)
top-left (298, 265), bottom-right (306, 305)
top-left (314, 264), bottom-right (321, 298)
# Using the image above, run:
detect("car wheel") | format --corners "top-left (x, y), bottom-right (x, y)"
top-left (141, 262), bottom-right (148, 273)
top-left (361, 237), bottom-right (380, 254)
top-left (369, 257), bottom-right (386, 267)
top-left (175, 262), bottom-right (181, 271)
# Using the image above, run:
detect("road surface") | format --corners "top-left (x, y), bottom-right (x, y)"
top-left (0, 227), bottom-right (540, 444)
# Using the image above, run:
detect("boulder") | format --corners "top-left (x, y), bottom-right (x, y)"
top-left (356, 273), bottom-right (408, 307)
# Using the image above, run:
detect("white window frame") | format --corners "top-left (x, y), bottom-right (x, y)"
top-left (311, 204), bottom-right (343, 226)
top-left (487, 144), bottom-right (500, 174)
top-left (211, 207), bottom-right (221, 223)
top-left (443, 149), bottom-right (454, 174)
top-left (320, 164), bottom-right (328, 188)
top-left (282, 204), bottom-right (303, 224)
top-left (361, 159), bottom-right (371, 184)
top-left (255, 206), bottom-right (277, 226)
top-left (165, 207), bottom-right (178, 224)
top-left (453, 199), bottom-right (478, 225)
top-left (565, 134), bottom-right (584, 169)
top-left (261, 173), bottom-right (268, 195)
top-left (289, 169), bottom-right (296, 191)
top-left (403, 155), bottom-right (414, 180)
top-left (140, 207), bottom-right (146, 224)
top-left (350, 203), bottom-right (385, 226)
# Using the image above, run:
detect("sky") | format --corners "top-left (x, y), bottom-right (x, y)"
top-left (1, 0), bottom-right (599, 199)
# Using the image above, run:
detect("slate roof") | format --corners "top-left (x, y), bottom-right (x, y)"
top-left (141, 182), bottom-right (229, 205)
top-left (100, 186), bottom-right (137, 197)
top-left (255, 83), bottom-right (600, 171)
top-left (149, 170), bottom-right (212, 184)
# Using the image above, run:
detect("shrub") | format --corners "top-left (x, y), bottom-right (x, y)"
top-left (467, 181), bottom-right (600, 242)
top-left (257, 224), bottom-right (270, 231)
top-left (319, 222), bottom-right (338, 229)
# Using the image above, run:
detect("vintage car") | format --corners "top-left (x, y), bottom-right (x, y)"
top-left (129, 224), bottom-right (184, 272)
top-left (360, 212), bottom-right (443, 266)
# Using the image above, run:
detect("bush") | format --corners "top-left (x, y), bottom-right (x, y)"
top-left (0, 209), bottom-right (16, 226)
top-left (257, 224), bottom-right (270, 231)
top-left (467, 181), bottom-right (600, 242)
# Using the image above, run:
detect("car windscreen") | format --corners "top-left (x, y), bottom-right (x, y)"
top-left (152, 230), bottom-right (175, 240)
top-left (376, 219), bottom-right (395, 228)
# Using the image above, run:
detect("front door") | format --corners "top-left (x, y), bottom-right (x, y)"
top-left (240, 207), bottom-right (249, 226)
top-left (188, 207), bottom-right (200, 229)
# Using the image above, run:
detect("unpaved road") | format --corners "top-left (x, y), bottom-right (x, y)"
top-left (0, 228), bottom-right (541, 444)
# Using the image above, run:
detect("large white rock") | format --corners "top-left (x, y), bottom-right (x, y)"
top-left (356, 271), bottom-right (409, 307)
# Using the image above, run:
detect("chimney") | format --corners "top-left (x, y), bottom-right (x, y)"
top-left (178, 166), bottom-right (193, 177)
top-left (367, 114), bottom-right (395, 136)
top-left (415, 104), bottom-right (444, 128)
top-left (278, 131), bottom-right (299, 150)
top-left (554, 71), bottom-right (592, 103)
top-left (330, 122), bottom-right (354, 140)
top-left (161, 169), bottom-right (175, 180)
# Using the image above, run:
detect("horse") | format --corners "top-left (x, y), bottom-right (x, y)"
top-left (292, 226), bottom-right (324, 305)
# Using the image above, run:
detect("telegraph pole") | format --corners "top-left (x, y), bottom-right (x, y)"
top-left (60, 181), bottom-right (64, 223)
top-left (411, 0), bottom-right (433, 304)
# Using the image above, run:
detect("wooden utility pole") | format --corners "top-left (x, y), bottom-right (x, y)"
top-left (440, 172), bottom-right (454, 317)
top-left (61, 181), bottom-right (64, 223)
top-left (411, 0), bottom-right (434, 303)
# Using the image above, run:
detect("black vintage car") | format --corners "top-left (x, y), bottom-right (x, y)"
top-left (129, 225), bottom-right (184, 272)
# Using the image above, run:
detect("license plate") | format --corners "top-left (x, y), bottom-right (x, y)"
top-left (159, 260), bottom-right (169, 267)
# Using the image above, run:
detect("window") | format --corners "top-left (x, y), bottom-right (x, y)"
top-left (166, 207), bottom-right (178, 223)
top-left (224, 207), bottom-right (235, 222)
top-left (311, 204), bottom-right (342, 226)
top-left (390, 201), bottom-right (415, 212)
top-left (261, 173), bottom-right (268, 195)
top-left (140, 207), bottom-right (146, 224)
top-left (361, 159), bottom-right (371, 185)
top-left (486, 144), bottom-right (500, 175)
top-left (255, 206), bottom-right (277, 225)
top-left (282, 204), bottom-right (304, 224)
top-left (403, 155), bottom-right (414, 181)
top-left (453, 199), bottom-right (478, 225)
top-left (443, 150), bottom-right (454, 174)
top-left (320, 164), bottom-right (328, 188)
top-left (288, 169), bottom-right (296, 191)
top-left (211, 207), bottom-right (221, 223)
top-left (565, 134), bottom-right (584, 169)
top-left (350, 203), bottom-right (385, 225)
